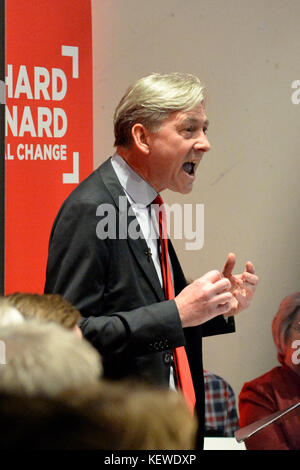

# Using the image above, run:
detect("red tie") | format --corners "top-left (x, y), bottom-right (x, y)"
top-left (152, 195), bottom-right (196, 414)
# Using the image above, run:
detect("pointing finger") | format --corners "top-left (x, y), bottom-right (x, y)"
top-left (222, 252), bottom-right (236, 278)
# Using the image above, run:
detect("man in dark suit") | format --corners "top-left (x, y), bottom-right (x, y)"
top-left (44, 73), bottom-right (258, 449)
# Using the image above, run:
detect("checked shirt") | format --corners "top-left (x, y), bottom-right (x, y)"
top-left (204, 370), bottom-right (239, 437)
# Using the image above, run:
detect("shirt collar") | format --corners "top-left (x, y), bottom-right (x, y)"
top-left (111, 152), bottom-right (157, 206)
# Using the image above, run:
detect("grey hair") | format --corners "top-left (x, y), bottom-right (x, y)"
top-left (0, 320), bottom-right (102, 396)
top-left (114, 72), bottom-right (205, 147)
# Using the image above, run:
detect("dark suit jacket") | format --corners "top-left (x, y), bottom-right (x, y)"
top-left (44, 157), bottom-right (235, 449)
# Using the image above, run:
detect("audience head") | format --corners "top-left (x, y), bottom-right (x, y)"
top-left (6, 292), bottom-right (82, 337)
top-left (114, 72), bottom-right (205, 147)
top-left (0, 320), bottom-right (102, 397)
top-left (1, 291), bottom-right (196, 449)
top-left (59, 380), bottom-right (197, 450)
top-left (0, 297), bottom-right (24, 327)
top-left (0, 381), bottom-right (197, 450)
top-left (272, 292), bottom-right (300, 373)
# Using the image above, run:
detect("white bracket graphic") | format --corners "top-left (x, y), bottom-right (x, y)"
top-left (61, 45), bottom-right (79, 184)
top-left (61, 46), bottom-right (79, 78)
top-left (63, 152), bottom-right (79, 184)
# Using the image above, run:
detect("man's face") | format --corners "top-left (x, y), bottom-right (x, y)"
top-left (146, 104), bottom-right (210, 194)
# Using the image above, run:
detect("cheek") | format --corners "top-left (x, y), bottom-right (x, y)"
top-left (157, 152), bottom-right (178, 173)
top-left (284, 337), bottom-right (297, 361)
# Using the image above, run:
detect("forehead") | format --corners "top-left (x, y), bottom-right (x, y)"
top-left (162, 104), bottom-right (209, 128)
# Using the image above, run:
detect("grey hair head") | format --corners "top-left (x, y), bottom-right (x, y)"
top-left (114, 72), bottom-right (205, 147)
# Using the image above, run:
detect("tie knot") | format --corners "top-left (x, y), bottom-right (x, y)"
top-left (152, 194), bottom-right (164, 206)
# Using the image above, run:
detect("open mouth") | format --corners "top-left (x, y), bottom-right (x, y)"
top-left (182, 161), bottom-right (196, 176)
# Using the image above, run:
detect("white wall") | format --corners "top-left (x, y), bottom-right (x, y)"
top-left (91, 0), bottom-right (300, 406)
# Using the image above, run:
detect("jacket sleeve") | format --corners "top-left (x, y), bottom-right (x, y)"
top-left (201, 315), bottom-right (235, 337)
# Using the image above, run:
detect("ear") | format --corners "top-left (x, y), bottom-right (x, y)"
top-left (131, 123), bottom-right (150, 154)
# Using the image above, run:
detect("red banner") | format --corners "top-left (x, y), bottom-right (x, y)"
top-left (5, 0), bottom-right (93, 293)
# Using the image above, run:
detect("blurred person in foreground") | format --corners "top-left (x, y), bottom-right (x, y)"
top-left (0, 320), bottom-right (102, 397)
top-left (44, 72), bottom-right (259, 449)
top-left (0, 380), bottom-right (197, 450)
top-left (7, 292), bottom-right (82, 337)
top-left (61, 380), bottom-right (198, 450)
top-left (239, 293), bottom-right (300, 450)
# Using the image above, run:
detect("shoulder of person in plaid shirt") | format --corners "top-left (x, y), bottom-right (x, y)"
top-left (204, 370), bottom-right (239, 437)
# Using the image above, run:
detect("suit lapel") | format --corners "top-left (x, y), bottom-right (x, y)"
top-left (97, 158), bottom-right (165, 302)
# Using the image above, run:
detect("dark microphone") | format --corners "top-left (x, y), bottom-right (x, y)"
top-left (235, 401), bottom-right (300, 443)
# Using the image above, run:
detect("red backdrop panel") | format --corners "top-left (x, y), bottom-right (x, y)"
top-left (5, 0), bottom-right (93, 293)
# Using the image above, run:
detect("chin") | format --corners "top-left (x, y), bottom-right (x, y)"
top-left (179, 184), bottom-right (194, 194)
top-left (167, 179), bottom-right (194, 194)
top-left (169, 186), bottom-right (193, 195)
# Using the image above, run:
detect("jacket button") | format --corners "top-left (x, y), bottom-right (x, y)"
top-left (163, 352), bottom-right (172, 364)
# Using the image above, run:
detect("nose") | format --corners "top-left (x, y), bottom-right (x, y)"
top-left (194, 131), bottom-right (211, 152)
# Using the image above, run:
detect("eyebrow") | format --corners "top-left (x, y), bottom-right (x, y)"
top-left (181, 117), bottom-right (209, 128)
